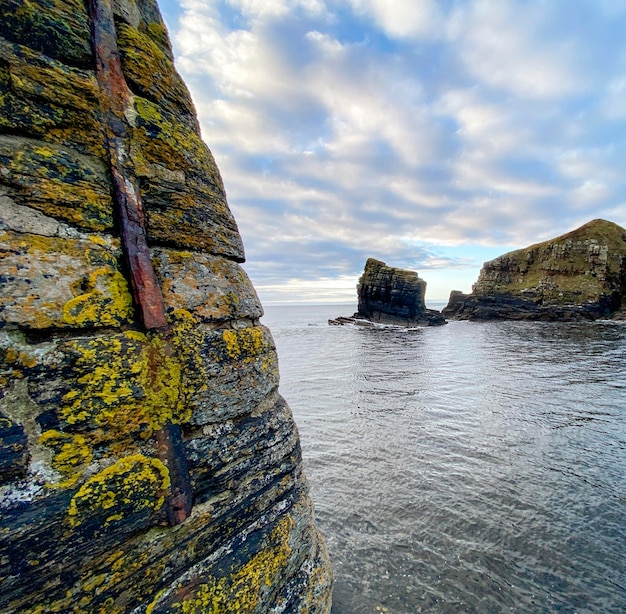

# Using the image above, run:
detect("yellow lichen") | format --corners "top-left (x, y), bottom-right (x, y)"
top-left (117, 21), bottom-right (192, 116)
top-left (39, 430), bottom-right (93, 487)
top-left (145, 21), bottom-right (171, 53)
top-left (42, 548), bottom-right (167, 612)
top-left (146, 589), bottom-right (168, 614)
top-left (1, 309), bottom-right (209, 505)
top-left (173, 515), bottom-right (294, 614)
top-left (62, 268), bottom-right (134, 327)
top-left (3, 345), bottom-right (38, 370)
top-left (58, 310), bottom-right (206, 460)
top-left (0, 230), bottom-right (131, 329)
top-left (60, 330), bottom-right (180, 439)
top-left (5, 141), bottom-right (113, 231)
top-left (88, 235), bottom-right (109, 247)
top-left (222, 327), bottom-right (266, 363)
top-left (67, 454), bottom-right (170, 528)
top-left (132, 95), bottom-right (223, 191)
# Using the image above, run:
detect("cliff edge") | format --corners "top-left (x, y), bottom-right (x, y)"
top-left (443, 219), bottom-right (626, 321)
top-left (0, 1), bottom-right (332, 612)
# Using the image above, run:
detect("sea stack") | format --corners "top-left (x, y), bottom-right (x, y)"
top-left (0, 1), bottom-right (332, 612)
top-left (443, 219), bottom-right (626, 321)
top-left (331, 258), bottom-right (445, 326)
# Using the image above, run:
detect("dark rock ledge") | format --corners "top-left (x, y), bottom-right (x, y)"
top-left (331, 258), bottom-right (446, 327)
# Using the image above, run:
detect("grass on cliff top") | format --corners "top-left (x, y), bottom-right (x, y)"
top-left (479, 219), bottom-right (626, 299)
top-left (508, 219), bottom-right (626, 258)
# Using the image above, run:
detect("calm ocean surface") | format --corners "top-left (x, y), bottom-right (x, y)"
top-left (261, 303), bottom-right (626, 614)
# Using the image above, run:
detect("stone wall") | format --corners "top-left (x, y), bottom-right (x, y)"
top-left (0, 1), bottom-right (332, 612)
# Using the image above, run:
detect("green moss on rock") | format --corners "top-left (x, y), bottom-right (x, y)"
top-left (132, 96), bottom-right (222, 187)
top-left (130, 96), bottom-right (245, 258)
top-left (0, 37), bottom-right (105, 158)
top-left (0, 0), bottom-right (92, 68)
top-left (473, 219), bottom-right (626, 305)
top-left (0, 136), bottom-right (113, 231)
top-left (444, 219), bottom-right (626, 320)
top-left (116, 21), bottom-right (196, 120)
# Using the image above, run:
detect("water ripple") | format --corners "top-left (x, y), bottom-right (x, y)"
top-left (263, 305), bottom-right (626, 614)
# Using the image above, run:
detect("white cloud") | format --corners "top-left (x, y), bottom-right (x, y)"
top-left (227, 0), bottom-right (290, 19)
top-left (571, 180), bottom-right (612, 207)
top-left (448, 0), bottom-right (584, 99)
top-left (305, 30), bottom-right (344, 55)
top-left (163, 0), bottom-right (626, 302)
top-left (438, 87), bottom-right (526, 155)
top-left (254, 275), bottom-right (358, 304)
top-left (557, 148), bottom-right (601, 180)
top-left (226, 0), bottom-right (327, 20)
top-left (348, 0), bottom-right (443, 39)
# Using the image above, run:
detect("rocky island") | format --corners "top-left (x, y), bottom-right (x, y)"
top-left (331, 258), bottom-right (446, 327)
top-left (0, 1), bottom-right (332, 612)
top-left (443, 219), bottom-right (626, 321)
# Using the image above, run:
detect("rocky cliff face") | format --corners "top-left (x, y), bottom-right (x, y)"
top-left (337, 258), bottom-right (445, 326)
top-left (443, 219), bottom-right (626, 321)
top-left (0, 1), bottom-right (332, 612)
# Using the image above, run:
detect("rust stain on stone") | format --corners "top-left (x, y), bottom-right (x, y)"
top-left (88, 0), bottom-right (192, 524)
top-left (155, 424), bottom-right (193, 525)
top-left (88, 0), bottom-right (166, 330)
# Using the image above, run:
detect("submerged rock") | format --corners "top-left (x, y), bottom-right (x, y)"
top-left (332, 258), bottom-right (446, 327)
top-left (0, 1), bottom-right (332, 612)
top-left (443, 219), bottom-right (626, 321)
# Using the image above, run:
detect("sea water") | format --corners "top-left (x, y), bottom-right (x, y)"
top-left (261, 304), bottom-right (626, 614)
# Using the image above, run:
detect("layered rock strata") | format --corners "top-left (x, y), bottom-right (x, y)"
top-left (0, 1), bottom-right (332, 612)
top-left (331, 258), bottom-right (445, 326)
top-left (443, 219), bottom-right (626, 321)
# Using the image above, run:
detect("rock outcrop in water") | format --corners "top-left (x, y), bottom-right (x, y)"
top-left (0, 1), bottom-right (332, 612)
top-left (331, 258), bottom-right (445, 326)
top-left (442, 219), bottom-right (626, 321)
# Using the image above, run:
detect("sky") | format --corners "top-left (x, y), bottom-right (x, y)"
top-left (157, 0), bottom-right (626, 304)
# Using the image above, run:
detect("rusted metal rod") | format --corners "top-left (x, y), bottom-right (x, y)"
top-left (88, 0), bottom-right (192, 524)
top-left (89, 0), bottom-right (167, 330)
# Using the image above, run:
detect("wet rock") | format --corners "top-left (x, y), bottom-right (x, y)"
top-left (0, 412), bottom-right (29, 484)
